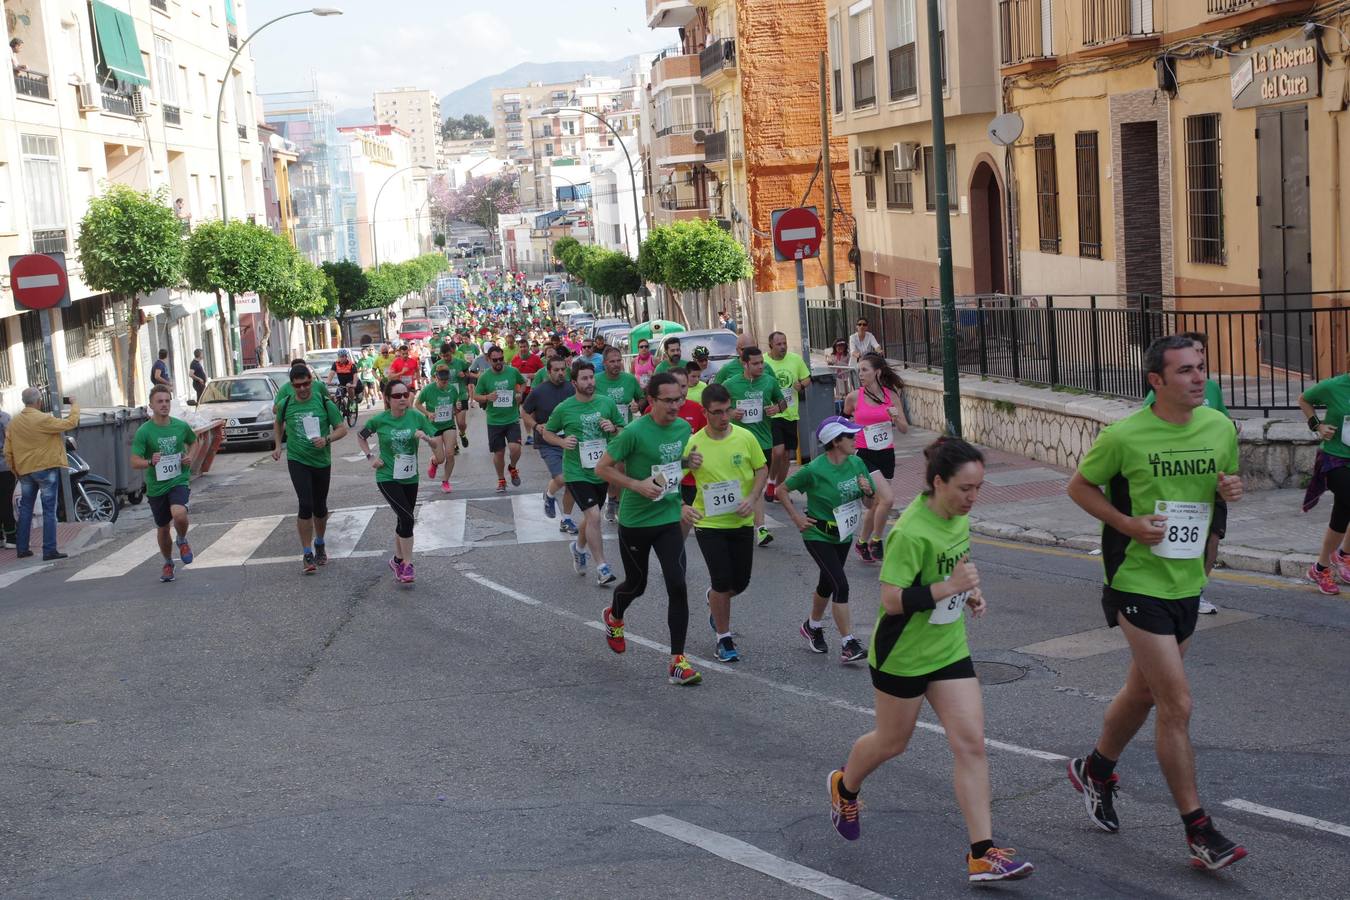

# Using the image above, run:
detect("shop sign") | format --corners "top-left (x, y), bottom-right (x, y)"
top-left (1231, 38), bottom-right (1320, 109)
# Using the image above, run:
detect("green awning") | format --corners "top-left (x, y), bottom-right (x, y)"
top-left (92, 1), bottom-right (150, 87)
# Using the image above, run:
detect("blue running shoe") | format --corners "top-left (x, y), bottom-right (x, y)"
top-left (559, 518), bottom-right (578, 535)
top-left (571, 540), bottom-right (588, 575)
top-left (715, 636), bottom-right (740, 662)
top-left (543, 490), bottom-right (557, 519)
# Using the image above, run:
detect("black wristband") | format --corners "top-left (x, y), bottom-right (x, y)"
top-left (1309, 415), bottom-right (1321, 432)
top-left (900, 584), bottom-right (937, 613)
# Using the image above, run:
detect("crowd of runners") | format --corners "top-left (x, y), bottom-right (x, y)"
top-left (124, 266), bottom-right (1350, 883)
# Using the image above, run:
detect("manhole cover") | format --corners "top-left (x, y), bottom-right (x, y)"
top-left (975, 661), bottom-right (1028, 685)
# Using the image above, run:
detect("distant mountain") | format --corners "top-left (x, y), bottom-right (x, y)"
top-left (333, 57), bottom-right (640, 127)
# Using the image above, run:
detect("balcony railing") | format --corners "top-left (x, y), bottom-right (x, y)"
top-left (163, 104), bottom-right (182, 125)
top-left (1082, 0), bottom-right (1155, 46)
top-left (14, 69), bottom-right (50, 100)
top-left (852, 58), bottom-right (876, 109)
top-left (700, 38), bottom-right (736, 78)
top-left (704, 129), bottom-right (728, 162)
top-left (888, 43), bottom-right (917, 101)
top-left (1207, 0), bottom-right (1261, 12)
top-left (657, 196), bottom-right (706, 211)
top-left (237, 124), bottom-right (249, 140)
top-left (1000, 0), bottom-right (1052, 65)
top-left (655, 120), bottom-right (712, 138)
top-left (32, 229), bottom-right (68, 254)
top-left (102, 85), bottom-right (134, 116)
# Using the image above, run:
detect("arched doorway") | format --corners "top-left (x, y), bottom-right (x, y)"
top-left (969, 161), bottom-right (1006, 295)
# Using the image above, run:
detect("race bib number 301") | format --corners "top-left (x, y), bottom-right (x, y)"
top-left (1150, 500), bottom-right (1210, 559)
top-left (155, 453), bottom-right (182, 482)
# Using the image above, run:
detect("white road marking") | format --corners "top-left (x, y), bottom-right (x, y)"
top-left (417, 499), bottom-right (467, 550)
top-left (321, 508), bottom-right (376, 558)
top-left (68, 529), bottom-right (168, 581)
top-left (245, 550), bottom-right (383, 566)
top-left (1223, 799), bottom-right (1350, 839)
top-left (634, 815), bottom-right (891, 899)
top-left (459, 571), bottom-right (1065, 762)
top-left (193, 515), bottom-right (284, 568)
top-left (0, 563), bottom-right (53, 589)
top-left (1016, 609), bottom-right (1260, 660)
top-left (342, 453), bottom-right (369, 463)
top-left (510, 494), bottom-right (571, 544)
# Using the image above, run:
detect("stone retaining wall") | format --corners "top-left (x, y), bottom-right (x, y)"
top-left (895, 370), bottom-right (1317, 489)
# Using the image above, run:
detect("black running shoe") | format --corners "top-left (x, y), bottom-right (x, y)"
top-left (314, 544), bottom-right (328, 566)
top-left (1067, 757), bottom-right (1120, 833)
top-left (840, 638), bottom-right (867, 665)
top-left (800, 619), bottom-right (828, 654)
top-left (1186, 818), bottom-right (1247, 871)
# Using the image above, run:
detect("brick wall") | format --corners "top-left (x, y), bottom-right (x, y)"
top-left (737, 0), bottom-right (853, 294)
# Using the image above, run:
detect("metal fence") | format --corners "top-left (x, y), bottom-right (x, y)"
top-left (807, 291), bottom-right (1348, 413)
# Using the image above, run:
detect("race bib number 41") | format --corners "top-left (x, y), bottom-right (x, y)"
top-left (393, 453), bottom-right (417, 480)
top-left (1150, 500), bottom-right (1210, 559)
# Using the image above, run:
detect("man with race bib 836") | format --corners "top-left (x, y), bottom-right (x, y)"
top-left (1065, 334), bottom-right (1247, 871)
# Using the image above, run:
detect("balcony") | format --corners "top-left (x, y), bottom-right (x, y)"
top-left (653, 196), bottom-right (708, 224)
top-left (703, 129), bottom-right (728, 163)
top-left (1206, 0), bottom-right (1315, 18)
top-left (700, 38), bottom-right (736, 80)
top-left (650, 124), bottom-right (710, 167)
top-left (651, 48), bottom-right (700, 90)
top-left (646, 0), bottom-right (696, 29)
top-left (237, 124), bottom-right (249, 140)
top-left (102, 85), bottom-right (134, 116)
top-left (163, 104), bottom-right (181, 125)
top-left (999, 0), bottom-right (1055, 68)
top-left (32, 229), bottom-right (68, 254)
top-left (14, 69), bottom-right (50, 100)
top-left (1082, 0), bottom-right (1156, 49)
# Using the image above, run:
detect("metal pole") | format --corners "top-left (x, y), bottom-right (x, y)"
top-left (819, 52), bottom-right (836, 300)
top-left (926, 0), bottom-right (961, 436)
top-left (372, 164), bottom-right (431, 270)
top-left (559, 107), bottom-right (642, 249)
top-left (795, 253), bottom-right (810, 361)
top-left (39, 312), bottom-right (78, 522)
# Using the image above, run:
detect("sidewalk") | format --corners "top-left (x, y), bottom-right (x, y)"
top-left (0, 520), bottom-right (113, 582)
top-left (889, 427), bottom-right (1324, 581)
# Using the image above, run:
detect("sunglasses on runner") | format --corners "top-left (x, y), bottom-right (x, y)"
top-left (292, 379), bottom-right (312, 388)
top-left (389, 390), bottom-right (410, 398)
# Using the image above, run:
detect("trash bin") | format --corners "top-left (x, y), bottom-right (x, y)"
top-left (71, 406), bottom-right (148, 504)
top-left (800, 368), bottom-right (843, 462)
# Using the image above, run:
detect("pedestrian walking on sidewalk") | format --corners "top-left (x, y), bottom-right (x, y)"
top-left (1298, 368), bottom-right (1350, 594)
top-left (0, 408), bottom-right (17, 548)
top-left (4, 387), bottom-right (79, 560)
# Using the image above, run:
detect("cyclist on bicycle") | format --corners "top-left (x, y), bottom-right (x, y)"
top-left (329, 349), bottom-right (359, 413)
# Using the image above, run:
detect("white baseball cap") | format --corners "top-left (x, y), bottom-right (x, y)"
top-left (816, 415), bottom-right (862, 445)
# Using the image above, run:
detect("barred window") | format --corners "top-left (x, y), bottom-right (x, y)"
top-left (883, 149), bottom-right (913, 210)
top-left (61, 295), bottom-right (106, 362)
top-left (1184, 114), bottom-right (1225, 265)
top-left (1075, 131), bottom-right (1102, 260)
top-left (1035, 134), bottom-right (1060, 253)
top-left (923, 144), bottom-right (956, 211)
top-left (865, 172), bottom-right (877, 209)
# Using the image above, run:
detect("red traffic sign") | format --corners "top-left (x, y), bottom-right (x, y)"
top-left (771, 206), bottom-right (822, 262)
top-left (8, 252), bottom-right (71, 310)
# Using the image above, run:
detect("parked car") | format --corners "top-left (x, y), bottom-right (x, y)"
top-left (191, 374), bottom-right (279, 449)
top-left (591, 319), bottom-right (630, 344)
top-left (669, 328), bottom-right (739, 381)
top-left (398, 317), bottom-right (434, 342)
top-left (555, 300), bottom-right (584, 318)
top-left (428, 305), bottom-right (451, 328)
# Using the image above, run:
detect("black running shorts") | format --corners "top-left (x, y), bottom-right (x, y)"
top-left (870, 656), bottom-right (977, 699)
top-left (771, 417), bottom-right (799, 452)
top-left (487, 422), bottom-right (522, 452)
top-left (1101, 586), bottom-right (1199, 643)
top-left (567, 480), bottom-right (608, 512)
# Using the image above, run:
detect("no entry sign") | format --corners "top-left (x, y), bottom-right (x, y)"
top-left (8, 252), bottom-right (71, 310)
top-left (771, 207), bottom-right (822, 262)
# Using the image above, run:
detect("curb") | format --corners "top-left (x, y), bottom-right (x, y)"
top-left (970, 518), bottom-right (1313, 580)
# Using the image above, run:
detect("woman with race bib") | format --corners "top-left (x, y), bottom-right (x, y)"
top-left (357, 380), bottom-right (443, 585)
top-left (844, 352), bottom-right (909, 563)
top-left (779, 416), bottom-right (876, 665)
top-left (827, 437), bottom-right (1035, 884)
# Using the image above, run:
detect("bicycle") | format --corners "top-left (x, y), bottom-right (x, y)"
top-left (334, 382), bottom-right (360, 427)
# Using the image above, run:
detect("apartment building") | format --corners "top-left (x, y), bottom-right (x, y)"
top-left (337, 124), bottom-right (430, 268)
top-left (1, 0), bottom-right (268, 407)
top-left (493, 80), bottom-right (582, 161)
top-left (374, 86), bottom-right (444, 171)
top-left (643, 0), bottom-right (852, 341)
top-left (825, 0), bottom-right (1001, 298)
top-left (997, 0), bottom-right (1349, 380)
top-left (524, 75), bottom-right (638, 208)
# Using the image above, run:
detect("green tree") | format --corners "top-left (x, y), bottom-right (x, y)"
top-left (76, 185), bottom-right (185, 404)
top-left (364, 263), bottom-right (406, 308)
top-left (552, 235), bottom-right (580, 269)
top-left (586, 251), bottom-right (641, 317)
top-left (184, 220), bottom-right (292, 368)
top-left (433, 233), bottom-right (446, 248)
top-left (661, 219), bottom-right (751, 328)
top-left (320, 259), bottom-right (368, 316)
top-left (441, 113), bottom-right (494, 141)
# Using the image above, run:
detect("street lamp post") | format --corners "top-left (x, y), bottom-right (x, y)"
top-left (540, 107), bottom-right (641, 250)
top-left (215, 7), bottom-right (343, 374)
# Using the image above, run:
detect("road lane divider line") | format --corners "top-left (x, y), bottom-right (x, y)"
top-left (0, 563), bottom-right (53, 590)
top-left (459, 571), bottom-right (1066, 763)
top-left (633, 814), bottom-right (893, 900)
top-left (1222, 799), bottom-right (1350, 839)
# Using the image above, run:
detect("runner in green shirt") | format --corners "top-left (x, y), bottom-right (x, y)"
top-left (471, 349), bottom-right (527, 491)
top-left (723, 346), bottom-right (786, 548)
top-left (779, 415), bottom-right (875, 663)
top-left (542, 360), bottom-right (623, 587)
top-left (414, 365), bottom-right (463, 493)
top-left (683, 383), bottom-right (768, 662)
top-left (829, 437), bottom-right (1035, 885)
top-left (765, 330), bottom-right (812, 503)
top-left (270, 363), bottom-right (348, 574)
top-left (595, 372), bottom-right (701, 686)
top-left (356, 380), bottom-right (441, 586)
top-left (1066, 334), bottom-right (1247, 870)
top-left (595, 346), bottom-right (645, 520)
top-left (1298, 370), bottom-right (1350, 593)
top-left (653, 335), bottom-right (683, 374)
top-left (129, 384), bottom-right (198, 583)
top-left (357, 347), bottom-right (378, 408)
top-left (273, 358), bottom-right (330, 412)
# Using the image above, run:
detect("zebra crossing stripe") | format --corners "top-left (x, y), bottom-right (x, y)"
top-left (67, 529), bottom-right (170, 581)
top-left (322, 508), bottom-right (376, 559)
top-left (193, 516), bottom-right (285, 569)
top-left (416, 498), bottom-right (467, 551)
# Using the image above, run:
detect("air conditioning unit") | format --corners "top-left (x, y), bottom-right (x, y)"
top-left (892, 141), bottom-right (920, 172)
top-left (131, 87), bottom-right (151, 118)
top-left (77, 82), bottom-right (100, 111)
top-left (853, 145), bottom-right (879, 175)
top-left (692, 128), bottom-right (708, 144)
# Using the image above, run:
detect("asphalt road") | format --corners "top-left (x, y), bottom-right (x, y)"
top-left (2, 404), bottom-right (1346, 899)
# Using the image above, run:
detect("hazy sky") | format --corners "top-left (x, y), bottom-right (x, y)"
top-left (248, 0), bottom-right (656, 111)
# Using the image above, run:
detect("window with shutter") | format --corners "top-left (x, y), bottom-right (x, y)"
top-left (1075, 132), bottom-right (1101, 259)
top-left (849, 2), bottom-right (876, 109)
top-left (1035, 134), bottom-right (1060, 253)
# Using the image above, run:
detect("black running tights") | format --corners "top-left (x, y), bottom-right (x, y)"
top-left (805, 539), bottom-right (852, 605)
top-left (378, 480), bottom-right (419, 539)
top-left (1329, 466), bottom-right (1350, 534)
top-left (612, 523), bottom-right (688, 655)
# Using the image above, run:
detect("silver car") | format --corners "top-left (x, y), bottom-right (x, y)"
top-left (192, 374), bottom-right (279, 449)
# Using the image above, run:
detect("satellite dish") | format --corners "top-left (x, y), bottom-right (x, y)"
top-left (988, 112), bottom-right (1024, 147)
top-left (692, 129), bottom-right (708, 144)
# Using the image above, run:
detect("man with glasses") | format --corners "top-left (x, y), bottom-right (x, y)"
top-left (596, 373), bottom-right (702, 686)
top-left (849, 317), bottom-right (881, 364)
top-left (595, 346), bottom-right (644, 523)
top-left (271, 364), bottom-right (349, 573)
top-left (472, 347), bottom-right (527, 493)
